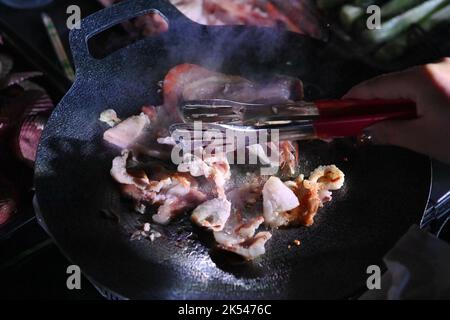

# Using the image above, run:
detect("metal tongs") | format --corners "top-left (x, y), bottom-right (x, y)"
top-left (170, 98), bottom-right (417, 144)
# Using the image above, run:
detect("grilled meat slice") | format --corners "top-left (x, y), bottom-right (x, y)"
top-left (110, 151), bottom-right (207, 224)
top-left (262, 176), bottom-right (300, 228)
top-left (214, 212), bottom-right (271, 260)
top-left (191, 197), bottom-right (231, 231)
top-left (177, 151), bottom-right (231, 199)
top-left (286, 165), bottom-right (345, 226)
top-left (163, 63), bottom-right (303, 121)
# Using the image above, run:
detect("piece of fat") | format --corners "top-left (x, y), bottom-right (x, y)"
top-left (99, 109), bottom-right (121, 127)
top-left (262, 176), bottom-right (299, 227)
top-left (191, 198), bottom-right (231, 232)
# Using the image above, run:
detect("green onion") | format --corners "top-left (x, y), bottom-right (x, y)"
top-left (381, 0), bottom-right (424, 19)
top-left (374, 3), bottom-right (450, 61)
top-left (363, 0), bottom-right (450, 45)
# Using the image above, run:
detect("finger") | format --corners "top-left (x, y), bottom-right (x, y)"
top-left (366, 119), bottom-right (426, 153)
top-left (343, 67), bottom-right (424, 100)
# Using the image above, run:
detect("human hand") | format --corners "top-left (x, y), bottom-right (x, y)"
top-left (344, 58), bottom-right (450, 164)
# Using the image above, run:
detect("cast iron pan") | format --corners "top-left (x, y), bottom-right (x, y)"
top-left (34, 0), bottom-right (431, 299)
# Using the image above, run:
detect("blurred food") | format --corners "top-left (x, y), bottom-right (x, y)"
top-left (99, 0), bottom-right (324, 39)
top-left (317, 0), bottom-right (450, 62)
top-left (0, 49), bottom-right (55, 227)
top-left (14, 115), bottom-right (46, 164)
top-left (0, 54), bottom-right (13, 80)
top-left (0, 175), bottom-right (18, 226)
top-left (374, 3), bottom-right (450, 61)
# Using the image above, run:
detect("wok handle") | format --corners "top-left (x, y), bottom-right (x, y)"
top-left (69, 0), bottom-right (193, 75)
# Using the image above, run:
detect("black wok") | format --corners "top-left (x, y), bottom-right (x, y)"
top-left (34, 0), bottom-right (431, 299)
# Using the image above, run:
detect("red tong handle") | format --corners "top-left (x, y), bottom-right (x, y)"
top-left (313, 99), bottom-right (417, 139)
top-left (315, 98), bottom-right (416, 118)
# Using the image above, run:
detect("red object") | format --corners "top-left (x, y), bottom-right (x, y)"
top-left (313, 112), bottom-right (416, 139)
top-left (14, 115), bottom-right (46, 164)
top-left (141, 105), bottom-right (157, 121)
top-left (0, 199), bottom-right (16, 226)
top-left (312, 98), bottom-right (417, 139)
top-left (315, 98), bottom-right (417, 118)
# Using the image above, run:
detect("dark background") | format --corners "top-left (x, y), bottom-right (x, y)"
top-left (0, 0), bottom-right (104, 299)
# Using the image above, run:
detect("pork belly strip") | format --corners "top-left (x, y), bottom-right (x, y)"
top-left (102, 106), bottom-right (172, 160)
top-left (214, 213), bottom-right (271, 260)
top-left (162, 63), bottom-right (303, 121)
top-left (191, 197), bottom-right (231, 232)
top-left (286, 165), bottom-right (345, 226)
top-left (262, 176), bottom-right (299, 228)
top-left (177, 151), bottom-right (231, 199)
top-left (110, 151), bottom-right (207, 224)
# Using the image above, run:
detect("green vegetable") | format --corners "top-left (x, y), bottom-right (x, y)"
top-left (374, 3), bottom-right (450, 61)
top-left (362, 0), bottom-right (450, 45)
top-left (340, 4), bottom-right (364, 29)
top-left (381, 0), bottom-right (424, 19)
top-left (350, 1), bottom-right (390, 32)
